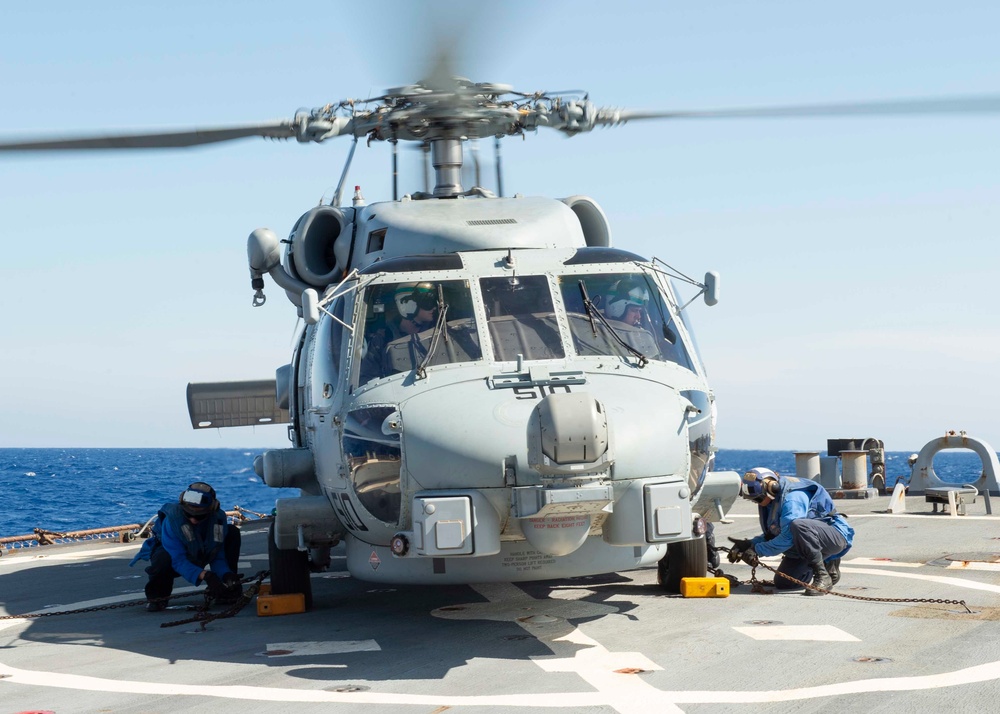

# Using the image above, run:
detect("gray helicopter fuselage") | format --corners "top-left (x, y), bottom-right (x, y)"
top-left (263, 193), bottom-right (732, 584)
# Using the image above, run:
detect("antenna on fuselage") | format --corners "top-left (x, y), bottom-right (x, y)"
top-left (332, 136), bottom-right (359, 207)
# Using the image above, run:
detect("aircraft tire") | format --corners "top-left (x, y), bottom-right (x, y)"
top-left (268, 520), bottom-right (313, 610)
top-left (656, 536), bottom-right (708, 593)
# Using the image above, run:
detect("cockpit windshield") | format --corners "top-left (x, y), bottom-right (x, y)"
top-left (352, 271), bottom-right (693, 388)
top-left (480, 275), bottom-right (565, 361)
top-left (557, 272), bottom-right (693, 370)
top-left (356, 279), bottom-right (481, 386)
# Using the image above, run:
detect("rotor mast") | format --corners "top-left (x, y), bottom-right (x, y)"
top-left (430, 137), bottom-right (464, 197)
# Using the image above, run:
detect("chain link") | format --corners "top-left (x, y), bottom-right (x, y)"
top-left (718, 547), bottom-right (973, 613)
top-left (0, 571), bottom-right (270, 622)
top-left (160, 571), bottom-right (270, 630)
top-left (0, 591), bottom-right (200, 621)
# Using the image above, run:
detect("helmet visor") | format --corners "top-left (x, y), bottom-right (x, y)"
top-left (411, 284), bottom-right (438, 311)
top-left (180, 487), bottom-right (214, 516)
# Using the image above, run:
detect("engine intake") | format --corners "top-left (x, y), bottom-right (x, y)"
top-left (288, 206), bottom-right (352, 288)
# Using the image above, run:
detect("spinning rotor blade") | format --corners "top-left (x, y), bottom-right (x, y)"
top-left (0, 119), bottom-right (299, 152)
top-left (614, 94), bottom-right (1000, 123)
top-left (6, 88), bottom-right (999, 155)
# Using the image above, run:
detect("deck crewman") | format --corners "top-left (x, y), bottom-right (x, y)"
top-left (130, 481), bottom-right (242, 611)
top-left (728, 468), bottom-right (854, 595)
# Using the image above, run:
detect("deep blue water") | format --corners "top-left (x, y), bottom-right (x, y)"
top-left (713, 449), bottom-right (986, 488)
top-left (0, 449), bottom-right (299, 540)
top-left (0, 448), bottom-right (990, 539)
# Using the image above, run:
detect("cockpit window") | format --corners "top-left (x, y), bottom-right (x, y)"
top-left (557, 272), bottom-right (694, 370)
top-left (480, 276), bottom-right (565, 362)
top-left (355, 279), bottom-right (481, 386)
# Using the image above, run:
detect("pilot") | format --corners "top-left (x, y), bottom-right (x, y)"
top-left (728, 468), bottom-right (854, 596)
top-left (395, 281), bottom-right (440, 334)
top-left (605, 278), bottom-right (650, 327)
top-left (129, 482), bottom-right (242, 612)
top-left (359, 282), bottom-right (442, 383)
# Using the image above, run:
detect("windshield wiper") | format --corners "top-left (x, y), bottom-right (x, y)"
top-left (416, 285), bottom-right (450, 379)
top-left (577, 280), bottom-right (648, 368)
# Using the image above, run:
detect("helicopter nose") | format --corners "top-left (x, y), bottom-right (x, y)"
top-left (519, 391), bottom-right (615, 556)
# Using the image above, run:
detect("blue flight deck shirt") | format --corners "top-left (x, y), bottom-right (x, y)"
top-left (159, 515), bottom-right (232, 586)
top-left (130, 503), bottom-right (231, 586)
top-left (750, 490), bottom-right (811, 558)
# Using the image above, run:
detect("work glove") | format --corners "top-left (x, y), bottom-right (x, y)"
top-left (202, 571), bottom-right (228, 599)
top-left (740, 549), bottom-right (760, 567)
top-left (222, 572), bottom-right (243, 598)
top-left (727, 537), bottom-right (753, 563)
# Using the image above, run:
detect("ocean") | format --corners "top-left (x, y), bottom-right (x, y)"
top-left (0, 448), bottom-right (991, 540)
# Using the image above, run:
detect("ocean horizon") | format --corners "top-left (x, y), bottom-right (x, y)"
top-left (1, 447), bottom-right (992, 540)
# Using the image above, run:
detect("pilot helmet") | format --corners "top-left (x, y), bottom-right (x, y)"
top-left (606, 278), bottom-right (650, 321)
top-left (741, 468), bottom-right (779, 503)
top-left (394, 282), bottom-right (437, 319)
top-left (179, 482), bottom-right (219, 518)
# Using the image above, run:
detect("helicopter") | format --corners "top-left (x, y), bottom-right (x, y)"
top-left (202, 80), bottom-right (736, 603)
top-left (5, 73), bottom-right (1000, 608)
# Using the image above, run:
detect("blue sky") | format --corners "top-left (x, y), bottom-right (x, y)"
top-left (2, 2), bottom-right (998, 450)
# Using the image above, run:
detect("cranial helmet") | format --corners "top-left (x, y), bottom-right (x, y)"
top-left (605, 278), bottom-right (650, 320)
top-left (741, 467), bottom-right (779, 503)
top-left (179, 482), bottom-right (219, 517)
top-left (394, 282), bottom-right (437, 319)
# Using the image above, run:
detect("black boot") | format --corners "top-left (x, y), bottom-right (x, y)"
top-left (804, 558), bottom-right (833, 596)
top-left (826, 558), bottom-right (841, 586)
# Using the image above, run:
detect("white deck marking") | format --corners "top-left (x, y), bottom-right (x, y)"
top-left (0, 543), bottom-right (137, 566)
top-left (847, 513), bottom-right (998, 521)
top-left (3, 568), bottom-right (1000, 710)
top-left (844, 557), bottom-right (924, 568)
top-left (264, 640), bottom-right (380, 657)
top-left (946, 561), bottom-right (1000, 572)
top-left (470, 582), bottom-right (678, 714)
top-left (734, 625), bottom-right (860, 642)
top-left (0, 590), bottom-right (199, 629)
top-left (5, 654), bottom-right (1000, 709)
top-left (668, 660), bottom-right (1000, 705)
top-left (843, 566), bottom-right (1000, 594)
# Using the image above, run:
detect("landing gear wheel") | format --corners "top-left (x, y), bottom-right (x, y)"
top-left (656, 536), bottom-right (708, 593)
top-left (268, 521), bottom-right (313, 610)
